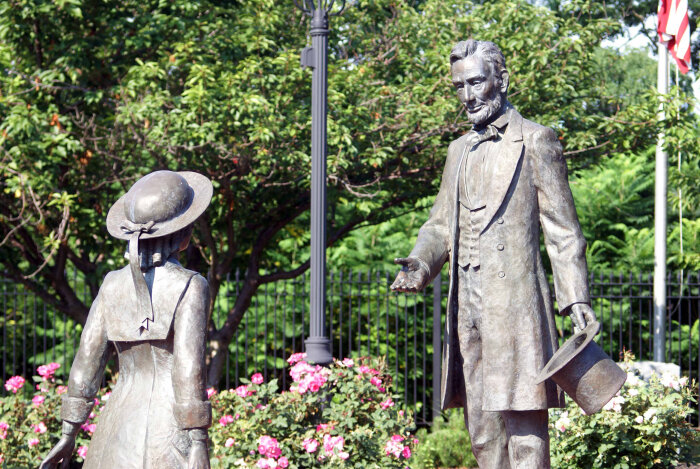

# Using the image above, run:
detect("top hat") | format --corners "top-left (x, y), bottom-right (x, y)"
top-left (536, 321), bottom-right (626, 414)
top-left (106, 171), bottom-right (213, 241)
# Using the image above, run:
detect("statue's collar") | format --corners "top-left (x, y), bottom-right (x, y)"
top-left (473, 102), bottom-right (513, 133)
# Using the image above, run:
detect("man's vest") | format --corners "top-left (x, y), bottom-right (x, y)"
top-left (458, 139), bottom-right (489, 268)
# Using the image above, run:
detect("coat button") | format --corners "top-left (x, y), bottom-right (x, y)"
top-left (497, 244), bottom-right (504, 251)
top-left (497, 217), bottom-right (504, 224)
top-left (498, 271), bottom-right (505, 278)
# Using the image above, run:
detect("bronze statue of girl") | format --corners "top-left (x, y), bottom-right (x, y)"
top-left (41, 171), bottom-right (213, 469)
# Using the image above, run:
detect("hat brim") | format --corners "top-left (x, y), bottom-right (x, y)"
top-left (106, 171), bottom-right (213, 240)
top-left (535, 320), bottom-right (600, 384)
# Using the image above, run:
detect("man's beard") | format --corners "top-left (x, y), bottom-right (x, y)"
top-left (466, 91), bottom-right (504, 126)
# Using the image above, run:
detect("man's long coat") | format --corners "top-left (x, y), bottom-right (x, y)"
top-left (410, 107), bottom-right (590, 411)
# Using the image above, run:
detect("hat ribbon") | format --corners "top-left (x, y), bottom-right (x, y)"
top-left (121, 220), bottom-right (157, 333)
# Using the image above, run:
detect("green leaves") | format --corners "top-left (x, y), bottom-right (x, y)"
top-left (1, 0), bottom-right (696, 385)
top-left (549, 353), bottom-right (700, 469)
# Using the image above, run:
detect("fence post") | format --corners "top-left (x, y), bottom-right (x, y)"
top-left (432, 273), bottom-right (442, 422)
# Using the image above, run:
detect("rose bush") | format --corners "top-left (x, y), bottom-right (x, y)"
top-left (208, 354), bottom-right (418, 468)
top-left (0, 362), bottom-right (105, 467)
top-left (549, 352), bottom-right (700, 469)
top-left (0, 356), bottom-right (416, 468)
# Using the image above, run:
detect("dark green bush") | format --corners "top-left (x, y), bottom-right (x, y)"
top-left (413, 409), bottom-right (477, 469)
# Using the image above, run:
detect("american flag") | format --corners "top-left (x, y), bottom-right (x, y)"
top-left (657, 0), bottom-right (692, 73)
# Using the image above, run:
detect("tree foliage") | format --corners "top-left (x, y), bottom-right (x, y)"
top-left (0, 0), bottom-right (691, 384)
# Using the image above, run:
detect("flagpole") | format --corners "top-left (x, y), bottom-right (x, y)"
top-left (653, 39), bottom-right (669, 362)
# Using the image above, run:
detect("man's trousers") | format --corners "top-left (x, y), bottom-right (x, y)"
top-left (456, 264), bottom-right (551, 469)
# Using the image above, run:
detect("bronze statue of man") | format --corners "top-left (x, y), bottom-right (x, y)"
top-left (391, 39), bottom-right (597, 468)
top-left (41, 171), bottom-right (213, 469)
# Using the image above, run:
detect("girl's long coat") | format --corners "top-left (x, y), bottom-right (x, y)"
top-left (65, 260), bottom-right (210, 468)
top-left (410, 108), bottom-right (590, 411)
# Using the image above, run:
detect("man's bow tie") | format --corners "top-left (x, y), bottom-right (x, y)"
top-left (467, 125), bottom-right (499, 148)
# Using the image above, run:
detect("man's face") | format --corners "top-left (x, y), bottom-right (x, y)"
top-left (451, 55), bottom-right (505, 126)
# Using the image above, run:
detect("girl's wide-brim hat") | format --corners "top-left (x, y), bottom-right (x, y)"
top-left (106, 170), bottom-right (213, 240)
top-left (535, 320), bottom-right (626, 414)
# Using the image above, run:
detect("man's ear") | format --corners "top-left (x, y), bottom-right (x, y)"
top-left (500, 70), bottom-right (510, 95)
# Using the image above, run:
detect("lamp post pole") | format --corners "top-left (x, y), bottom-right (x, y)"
top-left (295, 0), bottom-right (345, 366)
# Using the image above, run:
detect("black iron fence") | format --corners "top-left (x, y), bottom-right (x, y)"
top-left (2, 270), bottom-right (699, 425)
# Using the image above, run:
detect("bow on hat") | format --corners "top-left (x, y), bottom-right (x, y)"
top-left (120, 220), bottom-right (158, 332)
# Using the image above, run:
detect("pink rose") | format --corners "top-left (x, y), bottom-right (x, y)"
top-left (77, 445), bottom-right (88, 458)
top-left (32, 395), bottom-right (45, 406)
top-left (206, 388), bottom-right (217, 399)
top-left (342, 358), bottom-right (354, 367)
top-left (323, 434), bottom-right (348, 459)
top-left (0, 422), bottom-right (8, 440)
top-left (278, 456), bottom-right (289, 468)
top-left (380, 397), bottom-right (394, 409)
top-left (28, 438), bottom-right (40, 447)
top-left (32, 422), bottom-right (48, 434)
top-left (256, 458), bottom-right (277, 469)
top-left (37, 363), bottom-right (61, 381)
top-left (258, 435), bottom-right (281, 459)
top-left (81, 423), bottom-right (97, 434)
top-left (251, 373), bottom-right (264, 384)
top-left (56, 385), bottom-right (68, 395)
top-left (358, 365), bottom-right (371, 374)
top-left (234, 385), bottom-right (254, 398)
top-left (289, 362), bottom-right (316, 382)
top-left (290, 365), bottom-right (329, 394)
top-left (219, 414), bottom-right (234, 426)
top-left (384, 434), bottom-right (411, 459)
top-left (302, 438), bottom-right (318, 453)
top-left (225, 438), bottom-right (235, 448)
top-left (287, 352), bottom-right (307, 365)
top-left (4, 376), bottom-right (25, 393)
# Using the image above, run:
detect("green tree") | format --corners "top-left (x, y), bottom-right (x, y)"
top-left (546, 0), bottom-right (699, 73)
top-left (0, 0), bottom-right (681, 384)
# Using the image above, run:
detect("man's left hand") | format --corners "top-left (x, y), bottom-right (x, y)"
top-left (569, 304), bottom-right (597, 333)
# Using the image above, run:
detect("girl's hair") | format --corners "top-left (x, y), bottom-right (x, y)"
top-left (126, 225), bottom-right (193, 270)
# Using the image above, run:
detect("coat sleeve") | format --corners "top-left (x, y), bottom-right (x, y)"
top-left (408, 139), bottom-right (460, 282)
top-left (532, 127), bottom-right (590, 312)
top-left (171, 274), bottom-right (212, 430)
top-left (62, 283), bottom-right (111, 424)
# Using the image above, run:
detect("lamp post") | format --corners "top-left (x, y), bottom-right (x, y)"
top-left (294, 0), bottom-right (345, 365)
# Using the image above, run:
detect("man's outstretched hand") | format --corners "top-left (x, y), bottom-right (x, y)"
top-left (391, 257), bottom-right (429, 293)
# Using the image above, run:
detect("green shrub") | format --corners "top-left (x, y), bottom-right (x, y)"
top-left (208, 355), bottom-right (417, 468)
top-left (0, 363), bottom-right (100, 467)
top-left (413, 409), bottom-right (477, 469)
top-left (550, 352), bottom-right (700, 469)
top-left (1, 356), bottom-right (417, 468)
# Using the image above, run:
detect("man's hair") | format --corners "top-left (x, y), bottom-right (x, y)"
top-left (450, 39), bottom-right (507, 81)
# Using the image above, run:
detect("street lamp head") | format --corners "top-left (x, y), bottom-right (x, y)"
top-left (293, 0), bottom-right (346, 18)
